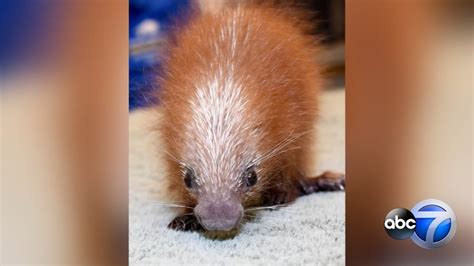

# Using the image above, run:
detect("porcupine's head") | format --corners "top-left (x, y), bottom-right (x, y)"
top-left (161, 74), bottom-right (270, 232)
top-left (158, 5), bottom-right (317, 233)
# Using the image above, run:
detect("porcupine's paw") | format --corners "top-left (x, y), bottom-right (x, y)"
top-left (168, 214), bottom-right (203, 232)
top-left (299, 171), bottom-right (345, 195)
top-left (262, 186), bottom-right (298, 206)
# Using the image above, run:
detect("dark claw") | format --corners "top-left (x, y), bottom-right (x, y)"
top-left (168, 214), bottom-right (203, 232)
top-left (300, 171), bottom-right (345, 195)
top-left (262, 186), bottom-right (298, 207)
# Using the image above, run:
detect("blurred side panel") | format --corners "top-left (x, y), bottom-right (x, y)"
top-left (1, 0), bottom-right (128, 265)
top-left (346, 0), bottom-right (472, 265)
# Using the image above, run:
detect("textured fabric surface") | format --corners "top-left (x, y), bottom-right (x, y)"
top-left (129, 89), bottom-right (345, 265)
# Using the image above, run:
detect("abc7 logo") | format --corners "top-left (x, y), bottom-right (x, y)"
top-left (384, 199), bottom-right (456, 249)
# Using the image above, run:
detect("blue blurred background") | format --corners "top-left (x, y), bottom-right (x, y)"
top-left (129, 0), bottom-right (190, 110)
top-left (129, 0), bottom-right (189, 109)
top-left (0, 0), bottom-right (60, 78)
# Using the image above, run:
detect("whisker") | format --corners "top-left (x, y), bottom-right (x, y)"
top-left (243, 209), bottom-right (301, 220)
top-left (162, 150), bottom-right (182, 165)
top-left (178, 212), bottom-right (195, 216)
top-left (253, 130), bottom-right (313, 165)
top-left (150, 203), bottom-right (194, 210)
top-left (245, 203), bottom-right (290, 212)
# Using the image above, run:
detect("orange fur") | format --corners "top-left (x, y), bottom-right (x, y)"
top-left (158, 3), bottom-right (322, 208)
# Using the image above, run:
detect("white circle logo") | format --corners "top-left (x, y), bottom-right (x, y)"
top-left (410, 199), bottom-right (456, 249)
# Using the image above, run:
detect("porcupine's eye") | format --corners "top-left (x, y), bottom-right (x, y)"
top-left (183, 167), bottom-right (195, 189)
top-left (243, 167), bottom-right (258, 187)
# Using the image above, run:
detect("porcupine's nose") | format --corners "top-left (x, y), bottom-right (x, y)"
top-left (194, 199), bottom-right (243, 231)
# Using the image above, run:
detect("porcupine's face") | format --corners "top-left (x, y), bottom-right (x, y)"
top-left (178, 78), bottom-right (263, 232)
top-left (179, 160), bottom-right (259, 231)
